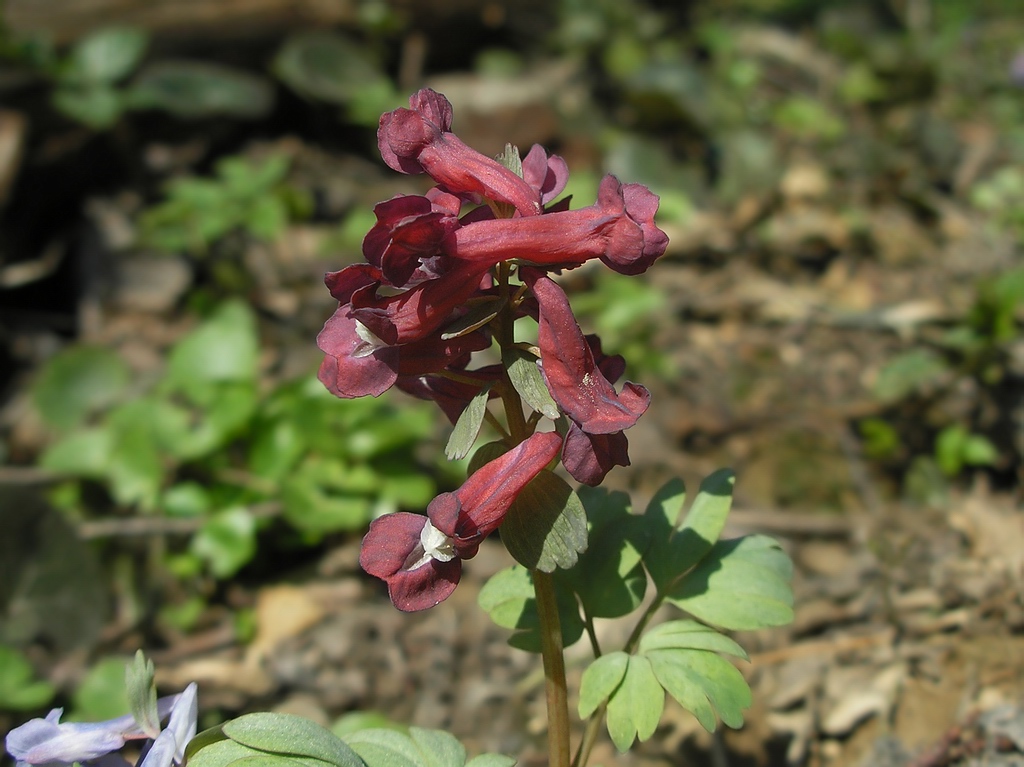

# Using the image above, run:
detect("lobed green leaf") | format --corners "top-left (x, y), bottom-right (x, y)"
top-left (638, 620), bottom-right (748, 659)
top-left (578, 651), bottom-right (628, 719)
top-left (650, 647), bottom-right (751, 732)
top-left (605, 656), bottom-right (664, 752)
top-left (667, 535), bottom-right (794, 630)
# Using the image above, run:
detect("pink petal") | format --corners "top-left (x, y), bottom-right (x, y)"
top-left (316, 310), bottom-right (399, 398)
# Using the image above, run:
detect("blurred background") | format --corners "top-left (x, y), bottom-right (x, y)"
top-left (1, 0), bottom-right (1022, 765)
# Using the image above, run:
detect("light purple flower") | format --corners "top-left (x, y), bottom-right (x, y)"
top-left (6, 684), bottom-right (198, 767)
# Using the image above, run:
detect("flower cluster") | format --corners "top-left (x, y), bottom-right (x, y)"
top-left (6, 684), bottom-right (197, 767)
top-left (318, 89), bottom-right (669, 611)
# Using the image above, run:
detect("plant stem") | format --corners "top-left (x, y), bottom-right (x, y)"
top-left (493, 262), bottom-right (570, 766)
top-left (534, 569), bottom-right (571, 767)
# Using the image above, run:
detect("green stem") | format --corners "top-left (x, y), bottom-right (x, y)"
top-left (534, 570), bottom-right (571, 767)
top-left (492, 262), bottom-right (570, 766)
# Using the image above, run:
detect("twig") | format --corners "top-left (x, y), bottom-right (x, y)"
top-left (76, 501), bottom-right (282, 539)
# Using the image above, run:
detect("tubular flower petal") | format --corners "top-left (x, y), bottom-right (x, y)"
top-left (442, 175), bottom-right (668, 275)
top-left (378, 89), bottom-right (541, 217)
top-left (359, 431), bottom-right (562, 611)
top-left (527, 272), bottom-right (650, 435)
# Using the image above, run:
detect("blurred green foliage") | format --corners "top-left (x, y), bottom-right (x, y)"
top-left (0, 646), bottom-right (56, 711)
top-left (140, 155), bottom-right (312, 256)
top-left (864, 266), bottom-right (1024, 497)
top-left (32, 301), bottom-right (440, 591)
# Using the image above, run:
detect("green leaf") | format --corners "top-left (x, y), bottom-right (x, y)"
top-left (503, 348), bottom-right (559, 419)
top-left (105, 402), bottom-right (166, 509)
top-left (224, 712), bottom-right (364, 767)
top-left (0, 645), bottom-right (55, 711)
top-left (191, 507), bottom-right (257, 578)
top-left (605, 656), bottom-right (664, 751)
top-left (281, 458), bottom-right (375, 534)
top-left (166, 301), bottom-right (260, 394)
top-left (936, 425), bottom-right (999, 475)
top-left (343, 727), bottom-right (481, 767)
top-left (190, 736), bottom-right (345, 767)
top-left (126, 650), bottom-right (159, 737)
top-left (128, 61), bottom-right (274, 119)
top-left (445, 385), bottom-right (490, 461)
top-left (643, 477), bottom-right (686, 529)
top-left (330, 713), bottom-right (405, 738)
top-left (578, 651), bottom-right (628, 718)
top-left (40, 427), bottom-right (113, 477)
top-left (570, 519), bottom-right (648, 619)
top-left (668, 535), bottom-right (794, 630)
top-left (71, 657), bottom-right (130, 721)
top-left (961, 434), bottom-right (998, 466)
top-left (53, 84), bottom-right (124, 128)
top-left (162, 482), bottom-right (212, 518)
top-left (464, 757), bottom-right (515, 767)
top-left (641, 477), bottom-right (686, 589)
top-left (33, 345), bottom-right (130, 431)
top-left (272, 32), bottom-right (390, 106)
top-left (646, 648), bottom-right (751, 732)
top-left (64, 27), bottom-right (148, 84)
top-left (410, 728), bottom-right (466, 767)
top-left (477, 565), bottom-right (584, 652)
top-left (872, 349), bottom-right (949, 402)
top-left (500, 471), bottom-right (587, 573)
top-left (651, 470), bottom-right (734, 591)
top-left (638, 620), bottom-right (748, 659)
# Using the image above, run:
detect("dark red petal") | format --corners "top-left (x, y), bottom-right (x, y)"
top-left (528, 273), bottom-right (650, 434)
top-left (349, 262), bottom-right (492, 345)
top-left (317, 310), bottom-right (399, 398)
top-left (396, 331), bottom-right (491, 377)
top-left (324, 263), bottom-right (381, 303)
top-left (561, 422), bottom-right (631, 486)
top-left (386, 558), bottom-right (461, 612)
top-left (359, 512), bottom-right (428, 579)
top-left (426, 491), bottom-right (461, 537)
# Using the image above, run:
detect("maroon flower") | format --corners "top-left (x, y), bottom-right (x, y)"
top-left (317, 262), bottom-right (491, 398)
top-left (442, 175), bottom-right (668, 276)
top-left (348, 260), bottom-right (494, 345)
top-left (378, 89), bottom-right (542, 217)
top-left (527, 272), bottom-right (650, 434)
top-left (359, 431), bottom-right (563, 610)
top-left (362, 190), bottom-right (462, 287)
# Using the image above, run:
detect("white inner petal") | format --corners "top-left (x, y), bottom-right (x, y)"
top-left (351, 321), bottom-right (388, 358)
top-left (420, 520), bottom-right (456, 563)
